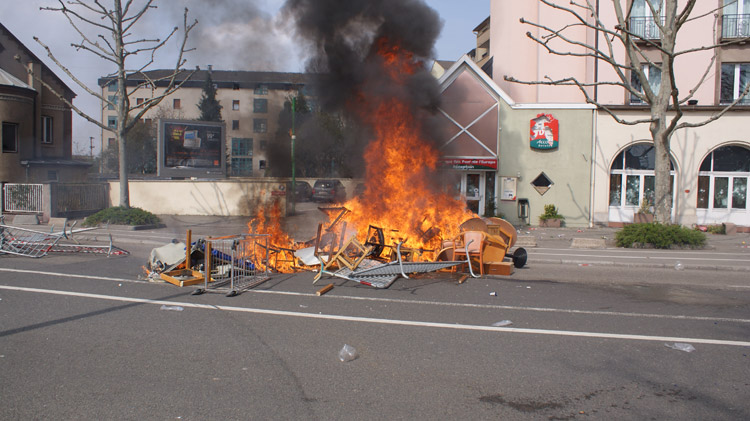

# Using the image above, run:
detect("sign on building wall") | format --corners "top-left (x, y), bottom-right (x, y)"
top-left (530, 114), bottom-right (559, 150)
top-left (441, 158), bottom-right (498, 171)
top-left (157, 119), bottom-right (226, 178)
top-left (500, 176), bottom-right (517, 201)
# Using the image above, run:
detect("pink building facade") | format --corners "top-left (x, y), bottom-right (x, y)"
top-left (486, 0), bottom-right (750, 229)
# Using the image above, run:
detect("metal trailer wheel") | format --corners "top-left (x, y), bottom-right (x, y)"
top-left (512, 248), bottom-right (527, 268)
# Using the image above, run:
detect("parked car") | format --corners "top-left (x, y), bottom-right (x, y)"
top-left (291, 181), bottom-right (312, 202)
top-left (353, 183), bottom-right (366, 197)
top-left (312, 179), bottom-right (347, 203)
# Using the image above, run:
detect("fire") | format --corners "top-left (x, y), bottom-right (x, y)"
top-left (343, 38), bottom-right (474, 255)
top-left (248, 200), bottom-right (297, 272)
top-left (249, 37), bottom-right (475, 272)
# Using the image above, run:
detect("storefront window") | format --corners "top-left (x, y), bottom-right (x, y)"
top-left (626, 175), bottom-right (641, 206)
top-left (697, 146), bottom-right (750, 211)
top-left (609, 174), bottom-right (622, 205)
top-left (714, 177), bottom-right (729, 208)
top-left (609, 144), bottom-right (676, 209)
top-left (697, 176), bottom-right (710, 208)
top-left (733, 178), bottom-right (747, 209)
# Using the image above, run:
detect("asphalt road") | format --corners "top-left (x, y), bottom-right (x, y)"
top-left (1, 242), bottom-right (749, 420)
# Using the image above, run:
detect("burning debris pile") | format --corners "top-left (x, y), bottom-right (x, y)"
top-left (235, 0), bottom-right (527, 285)
top-left (250, 0), bottom-right (476, 267)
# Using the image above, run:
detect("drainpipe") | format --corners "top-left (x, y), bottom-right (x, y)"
top-left (594, 0), bottom-right (600, 103)
top-left (589, 109), bottom-right (597, 228)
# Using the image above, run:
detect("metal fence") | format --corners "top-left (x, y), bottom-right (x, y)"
top-left (2, 184), bottom-right (44, 213)
top-left (2, 183), bottom-right (109, 217)
top-left (194, 234), bottom-right (271, 296)
top-left (52, 184), bottom-right (109, 214)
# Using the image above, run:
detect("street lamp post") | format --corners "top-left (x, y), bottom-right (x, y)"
top-left (290, 96), bottom-right (296, 215)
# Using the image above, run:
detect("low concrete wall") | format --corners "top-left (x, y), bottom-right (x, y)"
top-left (108, 179), bottom-right (290, 216)
top-left (107, 178), bottom-right (360, 216)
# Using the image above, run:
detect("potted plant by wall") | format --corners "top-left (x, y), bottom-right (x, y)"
top-left (634, 199), bottom-right (654, 223)
top-left (539, 204), bottom-right (564, 227)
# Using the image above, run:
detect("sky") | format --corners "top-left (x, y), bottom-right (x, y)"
top-left (0, 0), bottom-right (489, 156)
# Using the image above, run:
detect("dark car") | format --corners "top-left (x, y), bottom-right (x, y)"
top-left (312, 179), bottom-right (347, 203)
top-left (291, 181), bottom-right (312, 202)
top-left (353, 183), bottom-right (366, 197)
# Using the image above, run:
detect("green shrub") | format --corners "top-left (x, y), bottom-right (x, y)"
top-left (705, 224), bottom-right (726, 235)
top-left (615, 223), bottom-right (706, 249)
top-left (84, 206), bottom-right (160, 227)
top-left (539, 204), bottom-right (564, 221)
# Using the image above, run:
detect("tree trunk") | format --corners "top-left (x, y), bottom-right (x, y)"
top-left (117, 130), bottom-right (129, 208)
top-left (651, 116), bottom-right (672, 224)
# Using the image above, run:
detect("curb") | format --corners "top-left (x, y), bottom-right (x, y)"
top-left (529, 258), bottom-right (750, 272)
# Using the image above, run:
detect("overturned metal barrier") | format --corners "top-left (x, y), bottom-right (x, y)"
top-left (0, 224), bottom-right (63, 258)
top-left (0, 223), bottom-right (129, 258)
top-left (192, 234), bottom-right (271, 297)
top-left (313, 241), bottom-right (464, 289)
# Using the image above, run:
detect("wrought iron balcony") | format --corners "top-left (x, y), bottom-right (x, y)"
top-left (629, 16), bottom-right (665, 41)
top-left (722, 14), bottom-right (750, 39)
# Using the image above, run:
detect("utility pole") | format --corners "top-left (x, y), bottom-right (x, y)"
top-left (290, 96), bottom-right (296, 215)
top-left (89, 136), bottom-right (94, 158)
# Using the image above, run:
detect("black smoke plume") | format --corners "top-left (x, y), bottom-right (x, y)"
top-left (282, 0), bottom-right (444, 139)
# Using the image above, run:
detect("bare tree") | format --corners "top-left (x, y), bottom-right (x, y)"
top-left (21, 0), bottom-right (197, 207)
top-left (505, 0), bottom-right (750, 223)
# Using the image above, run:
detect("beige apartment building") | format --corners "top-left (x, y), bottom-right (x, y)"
top-left (98, 68), bottom-right (309, 177)
top-left (479, 0), bottom-right (750, 229)
top-left (1, 22), bottom-right (88, 185)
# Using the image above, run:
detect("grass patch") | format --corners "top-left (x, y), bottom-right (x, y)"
top-left (84, 206), bottom-right (160, 227)
top-left (615, 223), bottom-right (706, 249)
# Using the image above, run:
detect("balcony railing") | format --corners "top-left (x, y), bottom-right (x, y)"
top-left (629, 16), bottom-right (665, 40)
top-left (722, 14), bottom-right (750, 39)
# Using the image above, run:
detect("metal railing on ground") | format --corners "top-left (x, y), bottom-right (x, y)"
top-left (192, 234), bottom-right (271, 297)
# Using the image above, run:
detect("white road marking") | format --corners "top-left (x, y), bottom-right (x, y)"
top-left (1, 267), bottom-right (749, 323)
top-left (0, 267), bottom-right (140, 283)
top-left (1, 284), bottom-right (749, 348)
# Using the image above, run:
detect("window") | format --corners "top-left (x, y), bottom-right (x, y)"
top-left (233, 83), bottom-right (240, 90)
top-left (231, 137), bottom-right (253, 176)
top-left (47, 171), bottom-right (58, 181)
top-left (108, 138), bottom-right (116, 148)
top-left (232, 120), bottom-right (240, 130)
top-left (254, 85), bottom-right (268, 95)
top-left (631, 64), bottom-right (661, 104)
top-left (720, 63), bottom-right (750, 105)
top-left (722, 0), bottom-right (750, 38)
top-left (260, 140), bottom-right (267, 150)
top-left (609, 144), bottom-right (675, 208)
top-left (253, 118), bottom-right (267, 133)
top-left (232, 100), bottom-right (240, 111)
top-left (173, 98), bottom-right (181, 109)
top-left (136, 98), bottom-right (144, 106)
top-left (259, 160), bottom-right (266, 170)
top-left (107, 95), bottom-right (118, 111)
top-left (254, 98), bottom-right (268, 113)
top-left (630, 0), bottom-right (664, 40)
top-left (107, 82), bottom-right (117, 92)
top-left (42, 116), bottom-right (53, 144)
top-left (530, 172), bottom-right (553, 195)
top-left (2, 122), bottom-right (19, 153)
top-left (697, 145), bottom-right (750, 210)
top-left (107, 116), bottom-right (117, 129)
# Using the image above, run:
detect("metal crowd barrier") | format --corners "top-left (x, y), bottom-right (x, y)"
top-left (193, 234), bottom-right (271, 297)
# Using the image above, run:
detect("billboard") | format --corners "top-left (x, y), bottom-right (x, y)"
top-left (157, 119), bottom-right (226, 178)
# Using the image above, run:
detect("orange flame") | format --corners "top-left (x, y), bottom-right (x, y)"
top-left (249, 37), bottom-right (475, 272)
